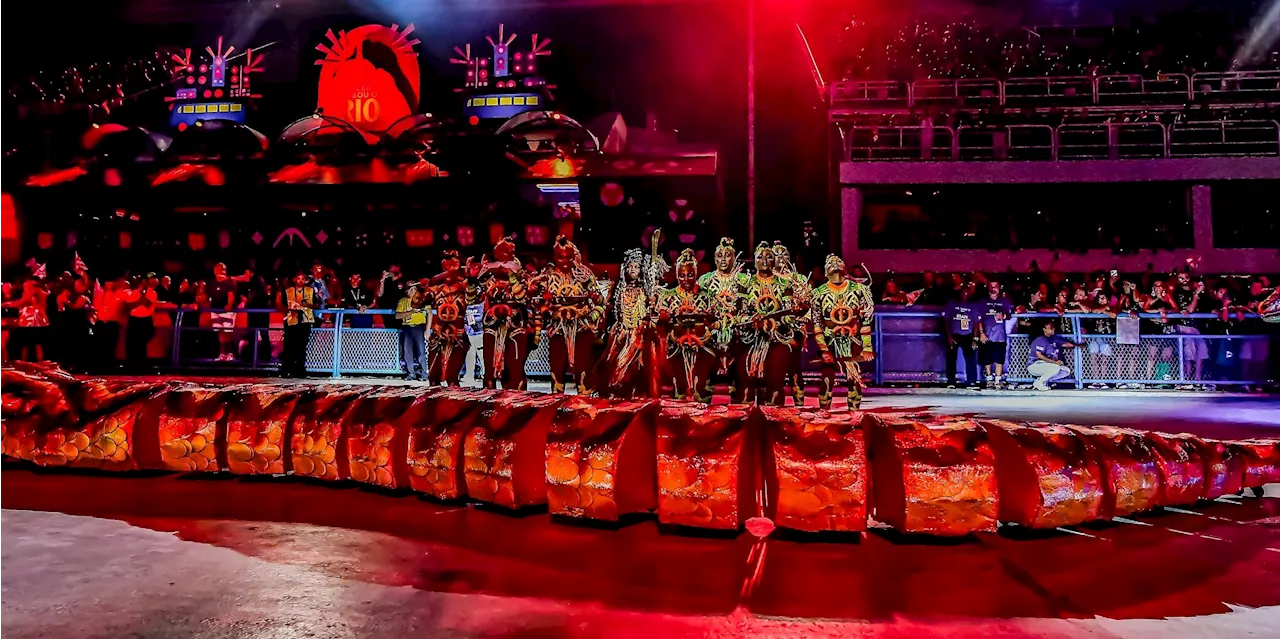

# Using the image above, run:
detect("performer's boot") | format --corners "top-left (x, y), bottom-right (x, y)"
top-left (848, 362), bottom-right (864, 410)
top-left (818, 365), bottom-right (836, 410)
top-left (549, 335), bottom-right (569, 394)
top-left (790, 340), bottom-right (806, 405)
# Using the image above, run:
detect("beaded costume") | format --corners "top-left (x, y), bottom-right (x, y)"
top-left (468, 236), bottom-right (531, 390)
top-left (734, 242), bottom-right (802, 405)
top-left (697, 238), bottom-right (748, 377)
top-left (426, 251), bottom-right (470, 385)
top-left (809, 255), bottom-right (876, 408)
top-left (530, 236), bottom-right (604, 394)
top-left (772, 241), bottom-right (812, 405)
top-left (603, 237), bottom-right (668, 397)
top-left (654, 249), bottom-right (717, 402)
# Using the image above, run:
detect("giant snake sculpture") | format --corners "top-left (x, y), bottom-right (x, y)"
top-left (3, 361), bottom-right (1276, 537)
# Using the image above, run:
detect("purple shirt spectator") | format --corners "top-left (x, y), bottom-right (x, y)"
top-left (1028, 335), bottom-right (1070, 367)
top-left (944, 301), bottom-right (981, 336)
top-left (981, 298), bottom-right (1013, 342)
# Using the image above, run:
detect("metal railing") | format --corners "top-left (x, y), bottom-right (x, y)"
top-left (169, 308), bottom-right (552, 379)
top-left (843, 125), bottom-right (954, 160)
top-left (872, 309), bottom-right (1274, 388)
top-left (164, 307), bottom-right (1275, 390)
top-left (836, 119), bottom-right (1279, 161)
top-left (831, 70), bottom-right (1280, 110)
top-left (1167, 120), bottom-right (1280, 157)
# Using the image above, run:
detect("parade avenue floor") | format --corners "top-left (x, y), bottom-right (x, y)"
top-left (3, 378), bottom-right (1278, 638)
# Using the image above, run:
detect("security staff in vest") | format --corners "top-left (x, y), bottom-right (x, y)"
top-left (395, 279), bottom-right (430, 381)
top-left (278, 271), bottom-right (318, 378)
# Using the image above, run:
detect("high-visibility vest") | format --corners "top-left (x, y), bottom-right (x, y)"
top-left (285, 287), bottom-right (315, 325)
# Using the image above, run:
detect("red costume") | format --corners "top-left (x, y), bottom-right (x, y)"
top-left (602, 239), bottom-right (667, 398)
top-left (469, 236), bottom-right (531, 390)
top-left (427, 251), bottom-right (470, 386)
top-left (530, 236), bottom-right (604, 394)
top-left (654, 249), bottom-right (717, 402)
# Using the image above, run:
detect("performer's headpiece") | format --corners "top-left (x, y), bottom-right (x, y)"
top-left (621, 248), bottom-right (644, 274)
top-left (553, 235), bottom-right (579, 261)
top-left (771, 241), bottom-right (791, 261)
top-left (676, 248), bottom-right (699, 268)
top-left (753, 241), bottom-right (772, 261)
top-left (714, 237), bottom-right (735, 260)
top-left (824, 254), bottom-right (846, 275)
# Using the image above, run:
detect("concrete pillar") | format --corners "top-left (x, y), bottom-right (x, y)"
top-left (1191, 184), bottom-right (1213, 251)
top-left (841, 186), bottom-right (863, 259)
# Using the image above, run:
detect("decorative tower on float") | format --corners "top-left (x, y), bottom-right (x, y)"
top-left (166, 37), bottom-right (264, 131)
top-left (451, 24), bottom-right (555, 125)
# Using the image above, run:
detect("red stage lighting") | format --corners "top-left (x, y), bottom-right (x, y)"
top-left (405, 229), bottom-right (434, 247)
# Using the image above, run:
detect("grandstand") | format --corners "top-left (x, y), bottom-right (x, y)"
top-left (828, 4), bottom-right (1280, 274)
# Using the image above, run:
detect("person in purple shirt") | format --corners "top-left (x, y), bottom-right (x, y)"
top-left (1027, 321), bottom-right (1080, 391)
top-left (943, 285), bottom-right (982, 388)
top-left (977, 281), bottom-right (1014, 389)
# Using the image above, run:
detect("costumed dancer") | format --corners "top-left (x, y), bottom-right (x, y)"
top-left (654, 249), bottom-right (717, 402)
top-left (697, 238), bottom-right (748, 399)
top-left (426, 250), bottom-right (470, 386)
top-left (772, 241), bottom-right (812, 405)
top-left (531, 236), bottom-right (605, 394)
top-left (602, 231), bottom-right (668, 398)
top-left (735, 242), bottom-right (802, 405)
top-left (468, 235), bottom-right (531, 390)
top-left (810, 255), bottom-right (875, 409)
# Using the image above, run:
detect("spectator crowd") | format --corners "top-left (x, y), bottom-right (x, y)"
top-left (878, 264), bottom-right (1276, 390)
top-left (0, 257), bottom-right (470, 377)
top-left (835, 4), bottom-right (1276, 82)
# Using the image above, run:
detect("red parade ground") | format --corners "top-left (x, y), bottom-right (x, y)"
top-left (3, 374), bottom-right (1279, 638)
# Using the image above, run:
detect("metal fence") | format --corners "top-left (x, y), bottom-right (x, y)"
top-left (168, 308), bottom-right (1274, 389)
top-left (836, 120), bottom-right (1280, 162)
top-left (873, 310), bottom-right (1274, 388)
top-left (171, 308), bottom-right (552, 378)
